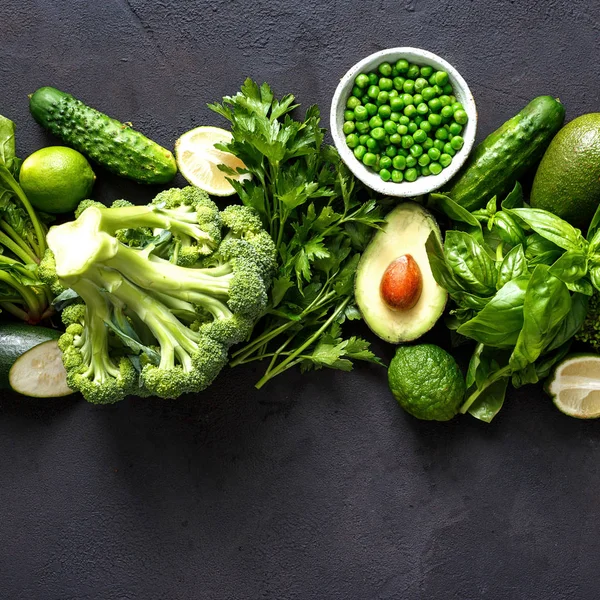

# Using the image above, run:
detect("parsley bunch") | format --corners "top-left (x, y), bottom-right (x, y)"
top-left (209, 79), bottom-right (384, 387)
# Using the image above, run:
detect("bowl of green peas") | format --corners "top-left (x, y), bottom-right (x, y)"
top-left (330, 47), bottom-right (477, 197)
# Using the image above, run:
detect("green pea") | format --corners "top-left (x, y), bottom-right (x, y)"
top-left (428, 73), bottom-right (437, 86)
top-left (391, 169), bottom-right (403, 183)
top-left (378, 105), bottom-right (392, 119)
top-left (435, 127), bottom-right (449, 140)
top-left (373, 160), bottom-right (381, 173)
top-left (354, 105), bottom-right (368, 122)
top-left (420, 65), bottom-right (434, 78)
top-left (454, 109), bottom-right (468, 125)
top-left (439, 153), bottom-right (453, 167)
top-left (368, 72), bottom-right (379, 86)
top-left (343, 121), bottom-right (356, 135)
top-left (441, 105), bottom-right (454, 119)
top-left (421, 165), bottom-right (431, 176)
top-left (390, 97), bottom-right (404, 112)
top-left (366, 138), bottom-right (379, 151)
top-left (376, 91), bottom-right (390, 106)
top-left (388, 89), bottom-right (399, 98)
top-left (402, 80), bottom-right (415, 94)
top-left (413, 129), bottom-right (428, 144)
top-left (359, 134), bottom-right (370, 145)
top-left (433, 85), bottom-right (443, 96)
top-left (443, 142), bottom-right (455, 156)
top-left (385, 145), bottom-right (397, 158)
top-left (406, 156), bottom-right (417, 168)
top-left (379, 168), bottom-right (392, 182)
top-left (399, 115), bottom-right (410, 125)
top-left (428, 147), bottom-right (441, 161)
top-left (355, 121), bottom-right (370, 134)
top-left (396, 124), bottom-right (408, 135)
top-left (352, 85), bottom-right (363, 98)
top-left (346, 96), bottom-right (361, 110)
top-left (416, 102), bottom-right (429, 116)
top-left (407, 122), bottom-right (418, 134)
top-left (369, 115), bottom-right (383, 128)
top-left (404, 105), bottom-right (417, 118)
top-left (346, 133), bottom-right (359, 148)
top-left (367, 85), bottom-right (380, 99)
top-left (418, 154), bottom-right (431, 167)
top-left (384, 120), bottom-right (397, 135)
top-left (395, 59), bottom-right (409, 73)
top-left (419, 121), bottom-right (432, 134)
top-left (378, 62), bottom-right (393, 77)
top-left (365, 103), bottom-right (378, 116)
top-left (439, 95), bottom-right (451, 107)
top-left (422, 87), bottom-right (436, 101)
top-left (353, 145), bottom-right (367, 161)
top-left (393, 76), bottom-right (406, 90)
top-left (407, 64), bottom-right (420, 79)
top-left (379, 77), bottom-right (393, 91)
top-left (390, 112), bottom-right (401, 122)
top-left (428, 113), bottom-right (442, 127)
top-left (428, 98), bottom-right (442, 113)
top-left (392, 154), bottom-right (407, 170)
top-left (451, 135), bottom-right (464, 150)
top-left (413, 93), bottom-right (423, 106)
top-left (390, 133), bottom-right (402, 145)
top-left (452, 102), bottom-right (464, 112)
top-left (361, 95), bottom-right (371, 105)
top-left (405, 167), bottom-right (418, 182)
top-left (383, 134), bottom-right (391, 146)
top-left (371, 127), bottom-right (386, 141)
top-left (449, 122), bottom-right (463, 135)
top-left (397, 148), bottom-right (409, 157)
top-left (401, 135), bottom-right (415, 149)
top-left (414, 77), bottom-right (428, 93)
top-left (392, 66), bottom-right (399, 77)
top-left (363, 152), bottom-right (377, 166)
top-left (443, 84), bottom-right (454, 95)
top-left (355, 73), bottom-right (370, 89)
top-left (401, 93), bottom-right (414, 106)
top-left (448, 95), bottom-right (456, 104)
top-left (434, 71), bottom-right (449, 86)
top-left (410, 144), bottom-right (423, 157)
top-left (433, 139), bottom-right (445, 151)
top-left (344, 110), bottom-right (355, 122)
top-left (422, 138), bottom-right (434, 151)
top-left (430, 162), bottom-right (442, 175)
top-left (379, 155), bottom-right (392, 169)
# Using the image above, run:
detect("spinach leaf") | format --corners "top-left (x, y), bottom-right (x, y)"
top-left (444, 230), bottom-right (497, 296)
top-left (457, 276), bottom-right (529, 347)
top-left (0, 115), bottom-right (19, 175)
top-left (497, 244), bottom-right (527, 289)
top-left (509, 265), bottom-right (571, 371)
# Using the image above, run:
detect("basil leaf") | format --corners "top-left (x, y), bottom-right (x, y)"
top-left (500, 181), bottom-right (524, 209)
top-left (425, 230), bottom-right (464, 295)
top-left (509, 207), bottom-right (586, 252)
top-left (591, 266), bottom-right (600, 292)
top-left (466, 343), bottom-right (485, 388)
top-left (497, 244), bottom-right (527, 289)
top-left (565, 278), bottom-right (594, 296)
top-left (588, 203), bottom-right (600, 242)
top-left (428, 192), bottom-right (484, 243)
top-left (533, 341), bottom-right (571, 380)
top-left (509, 265), bottom-right (572, 371)
top-left (457, 276), bottom-right (529, 347)
top-left (444, 230), bottom-right (497, 296)
top-left (492, 211), bottom-right (526, 247)
top-left (467, 377), bottom-right (509, 423)
top-left (545, 292), bottom-right (589, 352)
top-left (548, 250), bottom-right (588, 283)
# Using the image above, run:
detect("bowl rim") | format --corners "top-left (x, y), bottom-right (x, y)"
top-left (330, 47), bottom-right (477, 198)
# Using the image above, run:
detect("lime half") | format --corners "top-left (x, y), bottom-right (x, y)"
top-left (546, 354), bottom-right (600, 419)
top-left (175, 126), bottom-right (249, 196)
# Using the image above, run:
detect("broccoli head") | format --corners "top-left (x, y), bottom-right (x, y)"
top-left (576, 291), bottom-right (600, 352)
top-left (46, 186), bottom-right (276, 403)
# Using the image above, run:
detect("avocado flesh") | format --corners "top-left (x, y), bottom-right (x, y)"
top-left (355, 202), bottom-right (447, 343)
top-left (530, 113), bottom-right (600, 230)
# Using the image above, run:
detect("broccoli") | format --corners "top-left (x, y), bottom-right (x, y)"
top-left (576, 292), bottom-right (600, 352)
top-left (46, 186), bottom-right (276, 403)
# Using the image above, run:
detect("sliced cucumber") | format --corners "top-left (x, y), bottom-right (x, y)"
top-left (9, 339), bottom-right (73, 398)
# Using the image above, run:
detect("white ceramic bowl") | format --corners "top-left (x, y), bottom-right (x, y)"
top-left (330, 47), bottom-right (477, 197)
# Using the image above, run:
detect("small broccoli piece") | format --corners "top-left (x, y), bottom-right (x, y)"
top-left (75, 199), bottom-right (106, 219)
top-left (576, 292), bottom-right (600, 351)
top-left (46, 186), bottom-right (277, 403)
top-left (38, 248), bottom-right (65, 296)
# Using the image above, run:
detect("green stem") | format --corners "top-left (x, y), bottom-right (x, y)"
top-left (230, 319), bottom-right (297, 365)
top-left (0, 270), bottom-right (44, 322)
top-left (0, 230), bottom-right (36, 264)
top-left (255, 297), bottom-right (350, 389)
top-left (0, 301), bottom-right (29, 321)
top-left (0, 221), bottom-right (38, 262)
top-left (460, 364), bottom-right (513, 414)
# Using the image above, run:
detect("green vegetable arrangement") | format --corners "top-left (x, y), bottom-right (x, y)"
top-left (426, 182), bottom-right (600, 422)
top-left (208, 79), bottom-right (385, 387)
top-left (0, 115), bottom-right (53, 324)
top-left (41, 186), bottom-right (277, 403)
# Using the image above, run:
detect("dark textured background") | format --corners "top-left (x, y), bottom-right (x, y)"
top-left (1, 1), bottom-right (599, 599)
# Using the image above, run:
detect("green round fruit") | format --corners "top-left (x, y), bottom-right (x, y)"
top-left (530, 113), bottom-right (600, 229)
top-left (387, 344), bottom-right (465, 421)
top-left (19, 146), bottom-right (96, 214)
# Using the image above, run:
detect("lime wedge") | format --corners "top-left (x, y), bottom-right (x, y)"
top-left (175, 126), bottom-right (249, 196)
top-left (546, 354), bottom-right (600, 419)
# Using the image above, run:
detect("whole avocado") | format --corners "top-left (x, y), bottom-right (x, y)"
top-left (530, 113), bottom-right (600, 229)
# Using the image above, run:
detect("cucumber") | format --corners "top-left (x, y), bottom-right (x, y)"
top-left (0, 323), bottom-right (73, 397)
top-left (446, 96), bottom-right (565, 211)
top-left (29, 86), bottom-right (177, 185)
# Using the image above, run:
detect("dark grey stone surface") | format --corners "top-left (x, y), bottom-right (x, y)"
top-left (0, 1), bottom-right (599, 598)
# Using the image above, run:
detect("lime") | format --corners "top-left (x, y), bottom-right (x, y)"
top-left (175, 126), bottom-right (249, 196)
top-left (388, 344), bottom-right (465, 421)
top-left (546, 354), bottom-right (600, 419)
top-left (19, 146), bottom-right (95, 214)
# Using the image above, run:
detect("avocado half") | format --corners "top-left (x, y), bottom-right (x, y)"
top-left (354, 202), bottom-right (447, 343)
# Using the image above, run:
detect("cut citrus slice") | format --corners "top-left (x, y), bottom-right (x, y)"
top-left (175, 126), bottom-right (249, 196)
top-left (546, 354), bottom-right (600, 419)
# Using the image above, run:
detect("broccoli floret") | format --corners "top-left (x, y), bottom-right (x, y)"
top-left (38, 248), bottom-right (65, 296)
top-left (576, 292), bottom-right (600, 351)
top-left (75, 199), bottom-right (106, 219)
top-left (46, 186), bottom-right (276, 403)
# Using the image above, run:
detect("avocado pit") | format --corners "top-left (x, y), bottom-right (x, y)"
top-left (380, 254), bottom-right (423, 311)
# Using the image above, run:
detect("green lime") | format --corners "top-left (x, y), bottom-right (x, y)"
top-left (387, 344), bottom-right (465, 421)
top-left (19, 146), bottom-right (95, 214)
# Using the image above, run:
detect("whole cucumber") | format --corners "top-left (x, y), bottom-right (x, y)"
top-left (29, 86), bottom-right (177, 185)
top-left (446, 96), bottom-right (565, 211)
